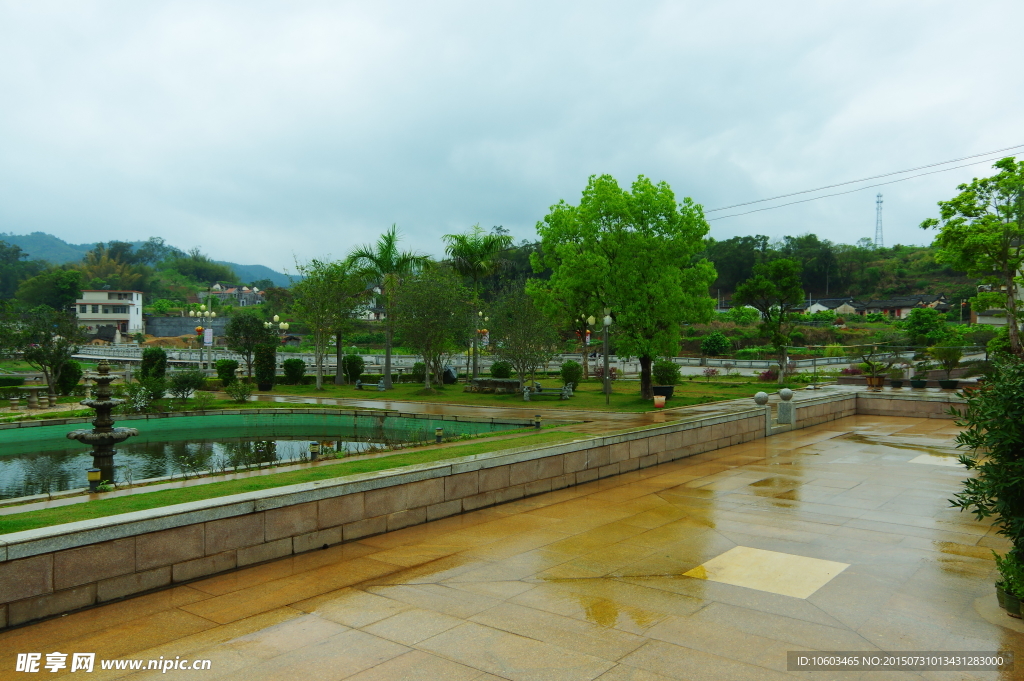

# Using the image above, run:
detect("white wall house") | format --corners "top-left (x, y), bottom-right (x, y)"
top-left (75, 290), bottom-right (145, 335)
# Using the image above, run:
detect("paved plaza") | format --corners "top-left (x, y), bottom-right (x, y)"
top-left (2, 414), bottom-right (1021, 680)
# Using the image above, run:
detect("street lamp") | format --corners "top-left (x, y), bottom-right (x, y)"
top-left (602, 310), bottom-right (612, 405)
top-left (472, 310), bottom-right (488, 381)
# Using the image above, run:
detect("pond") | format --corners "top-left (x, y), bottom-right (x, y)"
top-left (0, 411), bottom-right (525, 500)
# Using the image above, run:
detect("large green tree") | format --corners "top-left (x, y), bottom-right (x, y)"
top-left (531, 174), bottom-right (717, 398)
top-left (922, 157), bottom-right (1024, 356)
top-left (224, 310), bottom-right (277, 378)
top-left (14, 307), bottom-right (86, 397)
top-left (392, 266), bottom-right (474, 389)
top-left (347, 226), bottom-right (430, 389)
top-left (292, 259), bottom-right (367, 389)
top-left (0, 240), bottom-right (45, 300)
top-left (732, 258), bottom-right (804, 375)
top-left (490, 284), bottom-right (559, 390)
top-left (443, 224), bottom-right (513, 379)
top-left (15, 269), bottom-right (82, 310)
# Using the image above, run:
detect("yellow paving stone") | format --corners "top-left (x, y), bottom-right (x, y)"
top-left (683, 546), bottom-right (849, 599)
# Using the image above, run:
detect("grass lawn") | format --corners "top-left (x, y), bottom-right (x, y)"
top-left (0, 429), bottom-right (584, 534)
top-left (258, 376), bottom-right (809, 412)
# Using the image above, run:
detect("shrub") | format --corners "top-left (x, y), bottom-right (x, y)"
top-left (168, 369), bottom-right (207, 402)
top-left (700, 332), bottom-right (731, 356)
top-left (789, 330), bottom-right (806, 346)
top-left (864, 312), bottom-right (889, 323)
top-left (411, 361), bottom-right (426, 383)
top-left (56, 360), bottom-right (83, 395)
top-left (139, 376), bottom-right (166, 401)
top-left (192, 391), bottom-right (215, 411)
top-left (343, 354), bottom-right (365, 383)
top-left (758, 368), bottom-right (778, 381)
top-left (702, 367), bottom-right (720, 382)
top-left (725, 306), bottom-right (760, 325)
top-left (140, 347), bottom-right (168, 380)
top-left (824, 343), bottom-right (846, 357)
top-left (120, 382), bottom-right (155, 413)
top-left (840, 366), bottom-right (862, 375)
top-left (216, 359), bottom-right (239, 387)
top-left (254, 344), bottom-right (277, 387)
top-left (282, 358), bottom-right (307, 385)
top-left (225, 380), bottom-right (253, 403)
top-left (0, 376), bottom-right (26, 387)
top-left (734, 348), bottom-right (762, 360)
top-left (560, 360), bottom-right (582, 389)
top-left (652, 359), bottom-right (680, 386)
top-left (490, 360), bottom-right (513, 378)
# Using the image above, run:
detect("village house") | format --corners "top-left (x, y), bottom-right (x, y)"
top-left (74, 290), bottom-right (145, 337)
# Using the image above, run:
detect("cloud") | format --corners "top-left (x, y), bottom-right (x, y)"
top-left (0, 0), bottom-right (1021, 270)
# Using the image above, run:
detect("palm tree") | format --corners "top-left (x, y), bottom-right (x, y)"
top-left (443, 225), bottom-right (514, 379)
top-left (347, 226), bottom-right (430, 389)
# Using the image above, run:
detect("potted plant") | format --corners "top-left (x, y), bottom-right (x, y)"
top-left (651, 359), bottom-right (680, 399)
top-left (929, 342), bottom-right (963, 389)
top-left (888, 365), bottom-right (905, 389)
top-left (951, 357), bottom-right (1024, 619)
top-left (858, 346), bottom-right (894, 390)
top-left (910, 360), bottom-right (930, 388)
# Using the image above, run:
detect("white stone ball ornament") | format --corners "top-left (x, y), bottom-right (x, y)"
top-left (778, 388), bottom-right (794, 401)
top-left (753, 392), bottom-right (769, 405)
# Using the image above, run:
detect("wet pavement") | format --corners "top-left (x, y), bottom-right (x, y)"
top-left (3, 414), bottom-right (1020, 680)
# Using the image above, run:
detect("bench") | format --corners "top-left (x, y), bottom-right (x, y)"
top-left (522, 383), bottom-right (573, 401)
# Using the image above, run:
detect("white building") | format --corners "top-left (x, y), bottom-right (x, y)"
top-left (75, 290), bottom-right (145, 336)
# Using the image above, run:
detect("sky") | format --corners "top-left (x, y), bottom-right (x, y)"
top-left (1, 1), bottom-right (1022, 272)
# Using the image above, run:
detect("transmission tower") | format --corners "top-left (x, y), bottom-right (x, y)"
top-left (874, 193), bottom-right (884, 248)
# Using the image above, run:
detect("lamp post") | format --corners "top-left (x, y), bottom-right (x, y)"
top-left (602, 310), bottom-right (612, 405)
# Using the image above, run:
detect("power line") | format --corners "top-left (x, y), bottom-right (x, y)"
top-left (705, 143), bottom-right (1024, 213)
top-left (707, 153), bottom-right (1021, 221)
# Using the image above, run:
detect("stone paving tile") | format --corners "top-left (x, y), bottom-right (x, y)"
top-left (6, 413), bottom-right (1023, 680)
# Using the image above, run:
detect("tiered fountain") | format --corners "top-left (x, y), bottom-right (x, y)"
top-left (67, 360), bottom-right (139, 490)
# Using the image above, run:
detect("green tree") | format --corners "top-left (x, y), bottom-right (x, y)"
top-left (899, 307), bottom-right (951, 347)
top-left (0, 240), bottom-right (45, 299)
top-left (490, 284), bottom-right (558, 390)
top-left (348, 226), bottom-right (430, 389)
top-left (732, 258), bottom-right (804, 377)
top-left (224, 311), bottom-right (276, 378)
top-left (443, 224), bottom-right (513, 379)
top-left (292, 259), bottom-right (367, 389)
top-left (532, 174), bottom-right (717, 398)
top-left (392, 266), bottom-right (474, 389)
top-left (922, 157), bottom-right (1024, 356)
top-left (16, 307), bottom-right (86, 397)
top-left (16, 269), bottom-right (82, 310)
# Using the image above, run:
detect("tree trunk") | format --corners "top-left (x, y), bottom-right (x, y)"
top-left (315, 351), bottom-right (323, 390)
top-left (582, 343), bottom-right (589, 379)
top-left (424, 351), bottom-right (432, 389)
top-left (639, 355), bottom-right (653, 399)
top-left (335, 332), bottom-right (344, 385)
top-left (1006, 272), bottom-right (1023, 357)
top-left (383, 326), bottom-right (393, 389)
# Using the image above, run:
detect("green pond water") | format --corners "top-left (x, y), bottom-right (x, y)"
top-left (0, 412), bottom-right (522, 499)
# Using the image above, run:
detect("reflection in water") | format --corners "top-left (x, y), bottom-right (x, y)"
top-left (1, 414), bottom-right (521, 499)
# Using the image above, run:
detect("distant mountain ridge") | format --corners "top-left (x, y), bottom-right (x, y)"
top-left (0, 231), bottom-right (293, 288)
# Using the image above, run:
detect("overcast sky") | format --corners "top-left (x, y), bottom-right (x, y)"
top-left (1, 1), bottom-right (1022, 271)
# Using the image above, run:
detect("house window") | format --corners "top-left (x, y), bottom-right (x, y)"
top-left (102, 306), bottom-right (111, 314)
top-left (112, 306), bottom-right (128, 314)
top-left (91, 305), bottom-right (99, 313)
top-left (79, 305), bottom-right (87, 313)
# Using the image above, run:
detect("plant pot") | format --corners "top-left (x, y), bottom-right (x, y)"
top-left (864, 376), bottom-right (885, 389)
top-left (910, 379), bottom-right (928, 389)
top-left (257, 382), bottom-right (273, 391)
top-left (889, 380), bottom-right (904, 389)
top-left (653, 395), bottom-right (666, 408)
top-left (938, 379), bottom-right (960, 390)
top-left (1005, 592), bottom-right (1022, 619)
top-left (996, 583), bottom-right (1008, 610)
top-left (652, 386), bottom-right (674, 398)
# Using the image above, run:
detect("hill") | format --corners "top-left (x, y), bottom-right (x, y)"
top-left (0, 232), bottom-right (291, 287)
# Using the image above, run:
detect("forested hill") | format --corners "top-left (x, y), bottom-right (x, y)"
top-left (0, 232), bottom-right (290, 288)
top-left (700, 234), bottom-right (976, 302)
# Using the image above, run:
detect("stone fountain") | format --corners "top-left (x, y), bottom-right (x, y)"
top-left (67, 360), bottom-right (139, 489)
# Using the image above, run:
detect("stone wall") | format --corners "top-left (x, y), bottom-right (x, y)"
top-left (795, 393), bottom-right (858, 428)
top-left (0, 409), bottom-right (767, 630)
top-left (856, 391), bottom-right (965, 419)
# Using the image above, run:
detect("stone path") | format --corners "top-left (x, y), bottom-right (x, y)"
top-left (2, 413), bottom-right (1019, 680)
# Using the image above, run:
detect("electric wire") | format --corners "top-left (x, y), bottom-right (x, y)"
top-left (707, 152), bottom-right (1021, 221)
top-left (706, 143), bottom-right (1024, 213)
